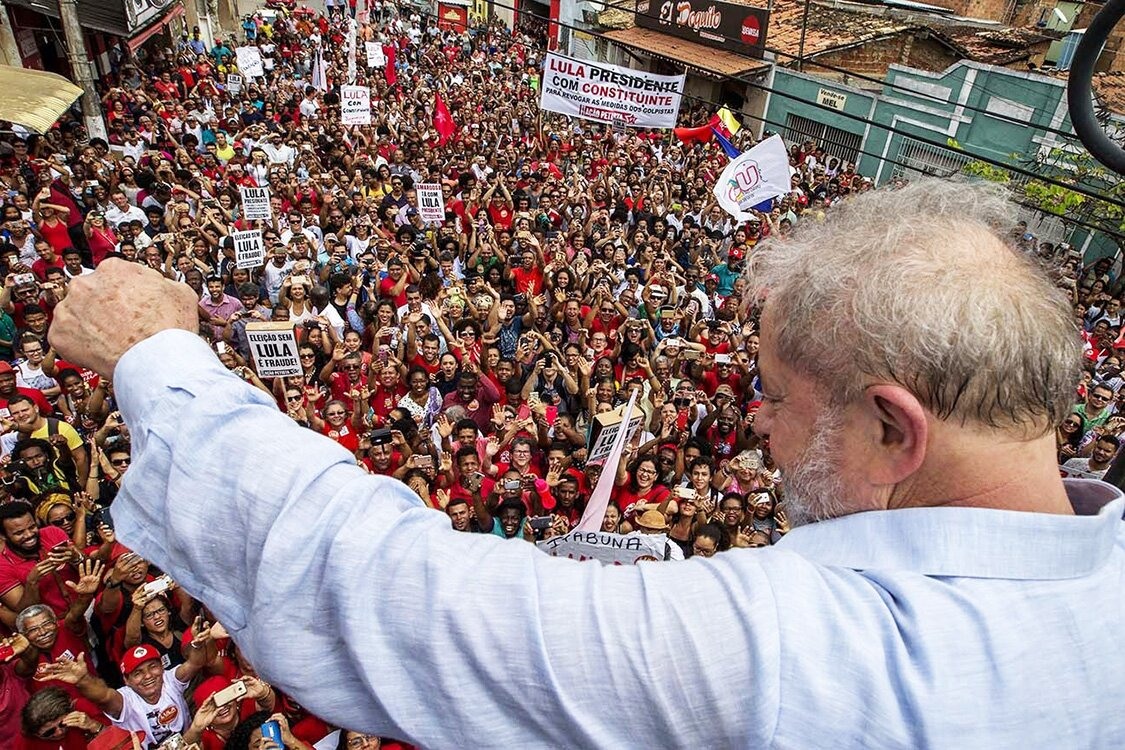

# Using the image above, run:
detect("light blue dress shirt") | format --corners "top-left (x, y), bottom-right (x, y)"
top-left (113, 330), bottom-right (1125, 748)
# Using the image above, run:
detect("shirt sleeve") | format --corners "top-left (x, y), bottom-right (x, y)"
top-left (111, 329), bottom-right (782, 748)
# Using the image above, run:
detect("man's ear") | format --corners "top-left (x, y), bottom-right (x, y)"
top-left (862, 384), bottom-right (927, 486)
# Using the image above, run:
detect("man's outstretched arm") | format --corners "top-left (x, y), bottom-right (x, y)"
top-left (50, 261), bottom-right (782, 748)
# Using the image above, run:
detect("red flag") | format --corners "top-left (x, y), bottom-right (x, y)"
top-left (383, 45), bottom-right (396, 87)
top-left (433, 92), bottom-right (456, 146)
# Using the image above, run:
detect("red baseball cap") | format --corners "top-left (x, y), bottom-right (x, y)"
top-left (0, 362), bottom-right (12, 374)
top-left (194, 675), bottom-right (234, 706)
top-left (119, 644), bottom-right (161, 676)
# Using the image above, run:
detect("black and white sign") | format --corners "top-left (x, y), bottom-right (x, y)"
top-left (235, 46), bottom-right (265, 78)
top-left (340, 85), bottom-right (371, 125)
top-left (365, 41), bottom-right (385, 67)
top-left (240, 186), bottom-right (272, 221)
top-left (227, 74), bottom-right (242, 95)
top-left (540, 53), bottom-right (685, 129)
top-left (233, 229), bottom-right (265, 270)
top-left (245, 322), bottom-right (302, 378)
top-left (416, 183), bottom-right (445, 223)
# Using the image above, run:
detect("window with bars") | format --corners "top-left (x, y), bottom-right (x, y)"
top-left (890, 136), bottom-right (971, 180)
top-left (783, 113), bottom-right (862, 165)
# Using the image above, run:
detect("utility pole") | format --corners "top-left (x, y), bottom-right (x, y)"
top-left (0, 1), bottom-right (22, 67)
top-left (57, 0), bottom-right (107, 140)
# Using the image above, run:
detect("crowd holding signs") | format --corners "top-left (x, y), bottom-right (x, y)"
top-left (0, 0), bottom-right (1108, 748)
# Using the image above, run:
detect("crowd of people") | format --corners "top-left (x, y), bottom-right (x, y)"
top-left (0, 2), bottom-right (1113, 748)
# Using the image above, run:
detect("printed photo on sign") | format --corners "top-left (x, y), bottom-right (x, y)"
top-left (245, 322), bottom-right (302, 378)
top-left (540, 52), bottom-right (685, 129)
top-left (240, 186), bottom-right (272, 221)
top-left (226, 74), bottom-right (242, 95)
top-left (340, 85), bottom-right (372, 126)
top-left (233, 229), bottom-right (266, 270)
top-left (416, 184), bottom-right (445, 224)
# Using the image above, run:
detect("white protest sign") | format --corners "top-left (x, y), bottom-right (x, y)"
top-left (713, 134), bottom-right (791, 222)
top-left (232, 229), bottom-right (265, 270)
top-left (235, 46), bottom-right (265, 78)
top-left (586, 404), bottom-right (645, 464)
top-left (540, 52), bottom-right (684, 129)
top-left (240, 186), bottom-right (272, 221)
top-left (340, 85), bottom-right (371, 125)
top-left (365, 41), bottom-right (385, 67)
top-left (226, 74), bottom-right (242, 95)
top-left (245, 321), bottom-right (302, 378)
top-left (537, 530), bottom-right (670, 564)
top-left (416, 183), bottom-right (445, 224)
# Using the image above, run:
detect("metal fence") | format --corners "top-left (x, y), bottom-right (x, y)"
top-left (783, 113), bottom-right (862, 165)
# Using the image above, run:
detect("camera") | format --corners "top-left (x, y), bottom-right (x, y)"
top-left (528, 515), bottom-right (552, 532)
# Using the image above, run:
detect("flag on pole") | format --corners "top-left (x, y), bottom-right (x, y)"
top-left (346, 19), bottom-right (357, 84)
top-left (711, 128), bottom-right (741, 159)
top-left (713, 134), bottom-right (791, 222)
top-left (717, 106), bottom-right (742, 136)
top-left (575, 391), bottom-right (639, 532)
top-left (383, 44), bottom-right (397, 86)
top-left (311, 46), bottom-right (328, 92)
top-left (433, 92), bottom-right (456, 146)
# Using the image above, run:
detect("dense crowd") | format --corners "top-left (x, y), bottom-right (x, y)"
top-left (0, 2), bottom-right (1112, 748)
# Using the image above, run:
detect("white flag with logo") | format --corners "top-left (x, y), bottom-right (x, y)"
top-left (713, 134), bottom-right (791, 222)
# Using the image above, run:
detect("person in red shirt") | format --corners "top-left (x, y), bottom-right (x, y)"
top-left (378, 258), bottom-right (415, 308)
top-left (13, 562), bottom-right (102, 696)
top-left (184, 674), bottom-right (277, 750)
top-left (0, 502), bottom-right (80, 619)
top-left (510, 248), bottom-right (544, 295)
top-left (0, 363), bottom-right (52, 415)
top-left (485, 188), bottom-right (514, 230)
top-left (16, 687), bottom-right (111, 750)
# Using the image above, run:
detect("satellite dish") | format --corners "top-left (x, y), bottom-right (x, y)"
top-left (1053, 7), bottom-right (1068, 23)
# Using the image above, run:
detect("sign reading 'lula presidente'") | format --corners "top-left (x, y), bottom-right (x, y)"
top-left (635, 0), bottom-right (770, 58)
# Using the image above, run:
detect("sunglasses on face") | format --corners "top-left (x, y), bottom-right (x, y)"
top-left (111, 457), bottom-right (131, 467)
top-left (49, 512), bottom-right (77, 526)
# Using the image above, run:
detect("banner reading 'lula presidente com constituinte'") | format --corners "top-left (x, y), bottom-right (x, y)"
top-left (540, 53), bottom-right (685, 129)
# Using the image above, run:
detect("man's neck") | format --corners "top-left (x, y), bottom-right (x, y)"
top-left (889, 430), bottom-right (1074, 516)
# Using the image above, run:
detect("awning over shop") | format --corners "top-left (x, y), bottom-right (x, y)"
top-left (602, 27), bottom-right (768, 79)
top-left (128, 3), bottom-right (185, 51)
top-left (6, 0), bottom-right (183, 39)
top-left (0, 65), bottom-right (82, 133)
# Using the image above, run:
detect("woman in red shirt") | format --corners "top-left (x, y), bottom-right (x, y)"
top-left (612, 453), bottom-right (673, 518)
top-left (82, 212), bottom-right (117, 266)
top-left (33, 196), bottom-right (71, 254)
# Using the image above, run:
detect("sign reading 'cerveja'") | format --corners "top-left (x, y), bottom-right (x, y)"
top-left (635, 0), bottom-right (770, 58)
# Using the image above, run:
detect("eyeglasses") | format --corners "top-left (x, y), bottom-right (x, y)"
top-left (636, 468), bottom-right (657, 477)
top-left (692, 545), bottom-right (716, 557)
top-left (325, 411), bottom-right (347, 418)
top-left (1091, 393), bottom-right (1112, 402)
top-left (1063, 420), bottom-right (1081, 428)
top-left (49, 512), bottom-right (76, 527)
top-left (141, 606), bottom-right (169, 620)
top-left (111, 457), bottom-right (131, 467)
top-left (300, 353), bottom-right (316, 359)
top-left (287, 395), bottom-right (304, 403)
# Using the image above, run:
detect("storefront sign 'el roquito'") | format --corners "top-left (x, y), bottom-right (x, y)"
top-left (635, 0), bottom-right (770, 58)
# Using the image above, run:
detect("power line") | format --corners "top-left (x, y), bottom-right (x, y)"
top-left (579, 0), bottom-right (1084, 141)
top-left (486, 0), bottom-right (1125, 210)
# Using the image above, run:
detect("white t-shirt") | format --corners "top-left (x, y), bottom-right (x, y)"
top-left (106, 668), bottom-right (191, 747)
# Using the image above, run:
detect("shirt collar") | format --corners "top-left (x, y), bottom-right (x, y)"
top-left (773, 479), bottom-right (1124, 580)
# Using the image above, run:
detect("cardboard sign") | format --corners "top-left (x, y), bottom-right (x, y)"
top-left (416, 183), bottom-right (445, 224)
top-left (540, 52), bottom-right (685, 129)
top-left (235, 46), bottom-right (264, 78)
top-left (340, 85), bottom-right (372, 125)
top-left (586, 404), bottom-right (645, 464)
top-left (365, 41), bottom-right (385, 67)
top-left (226, 74), bottom-right (242, 95)
top-left (240, 186), bottom-right (272, 221)
top-left (245, 322), bottom-right (302, 378)
top-left (232, 229), bottom-right (265, 270)
top-left (537, 531), bottom-right (670, 564)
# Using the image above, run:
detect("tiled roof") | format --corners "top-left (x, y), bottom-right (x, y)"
top-left (765, 0), bottom-right (913, 58)
top-left (929, 25), bottom-right (1051, 65)
top-left (602, 27), bottom-right (769, 77)
top-left (1091, 71), bottom-right (1125, 116)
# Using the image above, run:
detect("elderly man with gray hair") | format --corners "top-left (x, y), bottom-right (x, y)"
top-left (46, 179), bottom-right (1125, 747)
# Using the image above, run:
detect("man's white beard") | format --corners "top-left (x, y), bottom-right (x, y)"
top-left (779, 406), bottom-right (849, 527)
